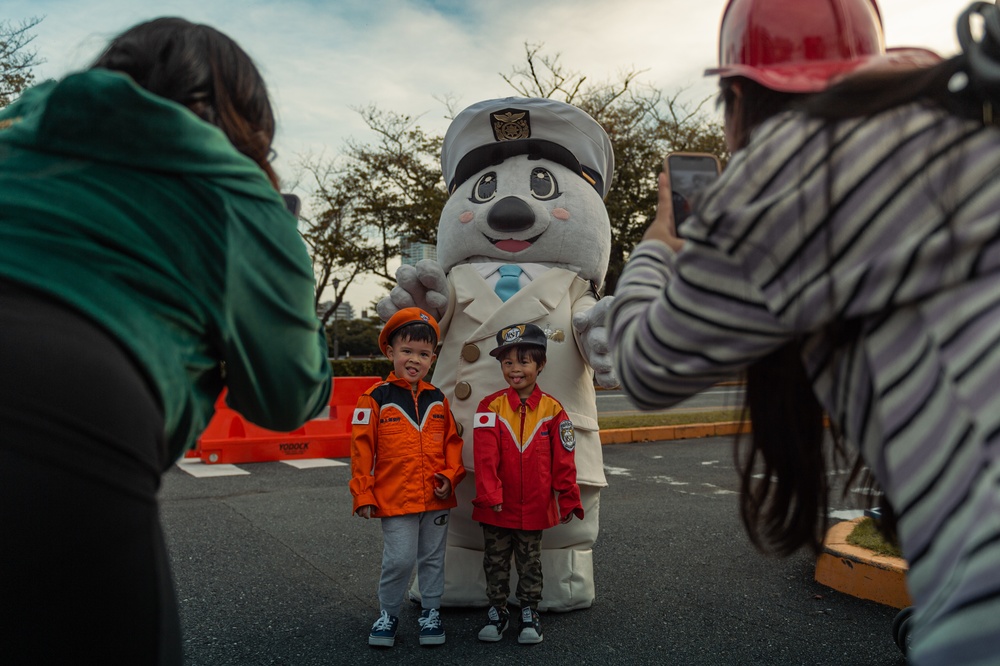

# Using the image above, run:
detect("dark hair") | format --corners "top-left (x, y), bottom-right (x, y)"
top-left (388, 322), bottom-right (438, 350)
top-left (719, 63), bottom-right (955, 555)
top-left (718, 78), bottom-right (799, 150)
top-left (496, 344), bottom-right (546, 367)
top-left (802, 57), bottom-right (969, 122)
top-left (90, 17), bottom-right (279, 189)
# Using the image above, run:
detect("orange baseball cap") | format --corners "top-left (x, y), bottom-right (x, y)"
top-left (378, 307), bottom-right (441, 354)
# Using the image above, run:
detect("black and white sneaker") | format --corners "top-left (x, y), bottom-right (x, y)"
top-left (368, 610), bottom-right (398, 647)
top-left (517, 606), bottom-right (543, 644)
top-left (478, 605), bottom-right (510, 642)
top-left (418, 608), bottom-right (445, 646)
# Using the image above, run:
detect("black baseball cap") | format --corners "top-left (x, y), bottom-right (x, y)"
top-left (490, 323), bottom-right (547, 358)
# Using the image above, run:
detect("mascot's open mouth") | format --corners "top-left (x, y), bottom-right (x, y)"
top-left (487, 233), bottom-right (542, 253)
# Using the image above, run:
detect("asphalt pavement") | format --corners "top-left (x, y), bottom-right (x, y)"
top-left (162, 436), bottom-right (906, 666)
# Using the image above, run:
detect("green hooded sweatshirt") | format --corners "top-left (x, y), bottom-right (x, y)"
top-left (0, 69), bottom-right (332, 460)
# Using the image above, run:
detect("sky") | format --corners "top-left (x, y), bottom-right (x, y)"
top-left (7, 0), bottom-right (980, 310)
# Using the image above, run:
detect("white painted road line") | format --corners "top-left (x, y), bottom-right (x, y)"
top-left (280, 458), bottom-right (348, 469)
top-left (175, 458), bottom-right (250, 477)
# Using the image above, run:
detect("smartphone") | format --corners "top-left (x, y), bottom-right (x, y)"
top-left (282, 193), bottom-right (302, 217)
top-left (665, 152), bottom-right (721, 225)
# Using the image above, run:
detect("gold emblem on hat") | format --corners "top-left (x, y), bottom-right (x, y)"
top-left (492, 110), bottom-right (530, 141)
top-left (501, 325), bottom-right (526, 342)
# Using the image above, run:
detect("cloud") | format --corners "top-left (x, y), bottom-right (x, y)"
top-left (7, 0), bottom-right (978, 306)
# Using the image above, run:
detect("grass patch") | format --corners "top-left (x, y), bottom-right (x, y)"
top-left (598, 409), bottom-right (742, 431)
top-left (846, 517), bottom-right (903, 558)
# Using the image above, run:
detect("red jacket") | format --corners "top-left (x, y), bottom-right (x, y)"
top-left (349, 373), bottom-right (465, 517)
top-left (472, 384), bottom-right (583, 530)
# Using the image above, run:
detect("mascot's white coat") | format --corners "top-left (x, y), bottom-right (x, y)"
top-left (376, 97), bottom-right (617, 611)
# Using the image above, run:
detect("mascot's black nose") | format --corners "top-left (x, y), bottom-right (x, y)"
top-left (487, 196), bottom-right (535, 234)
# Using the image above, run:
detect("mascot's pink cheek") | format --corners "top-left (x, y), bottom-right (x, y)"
top-left (460, 212), bottom-right (474, 224)
top-left (552, 208), bottom-right (571, 220)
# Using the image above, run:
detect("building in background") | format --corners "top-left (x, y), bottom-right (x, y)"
top-left (333, 302), bottom-right (354, 321)
top-left (317, 301), bottom-right (354, 321)
top-left (400, 238), bottom-right (437, 266)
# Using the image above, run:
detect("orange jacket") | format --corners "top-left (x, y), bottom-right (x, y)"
top-left (349, 373), bottom-right (465, 517)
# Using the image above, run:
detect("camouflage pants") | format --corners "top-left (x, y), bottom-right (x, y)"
top-left (481, 523), bottom-right (543, 608)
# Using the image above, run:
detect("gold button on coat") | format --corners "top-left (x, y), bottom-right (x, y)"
top-left (462, 343), bottom-right (480, 362)
top-left (455, 381), bottom-right (472, 400)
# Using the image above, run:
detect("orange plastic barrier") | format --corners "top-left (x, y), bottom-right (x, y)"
top-left (188, 376), bottom-right (381, 464)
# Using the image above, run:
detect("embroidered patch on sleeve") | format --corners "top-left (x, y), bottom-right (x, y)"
top-left (559, 421), bottom-right (576, 451)
top-left (475, 412), bottom-right (497, 428)
top-left (352, 408), bottom-right (372, 425)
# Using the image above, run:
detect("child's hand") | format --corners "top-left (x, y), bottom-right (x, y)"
top-left (560, 513), bottom-right (574, 524)
top-left (491, 504), bottom-right (502, 512)
top-left (355, 505), bottom-right (374, 519)
top-left (433, 473), bottom-right (452, 499)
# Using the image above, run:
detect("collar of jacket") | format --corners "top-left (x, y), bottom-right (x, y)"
top-left (385, 371), bottom-right (436, 395)
top-left (450, 265), bottom-right (581, 334)
top-left (503, 384), bottom-right (542, 411)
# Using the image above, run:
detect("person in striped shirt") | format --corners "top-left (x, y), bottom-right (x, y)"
top-left (609, 1), bottom-right (1000, 664)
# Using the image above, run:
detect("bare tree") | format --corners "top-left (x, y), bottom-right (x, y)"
top-left (1, 17), bottom-right (44, 109)
top-left (299, 42), bottom-right (728, 303)
top-left (298, 105), bottom-right (446, 324)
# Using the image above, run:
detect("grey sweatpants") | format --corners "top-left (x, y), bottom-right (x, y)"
top-left (378, 510), bottom-right (450, 616)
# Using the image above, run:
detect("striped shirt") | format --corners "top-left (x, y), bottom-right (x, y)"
top-left (609, 103), bottom-right (1000, 665)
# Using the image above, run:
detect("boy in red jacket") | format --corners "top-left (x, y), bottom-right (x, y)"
top-left (349, 308), bottom-right (466, 647)
top-left (472, 322), bottom-right (584, 645)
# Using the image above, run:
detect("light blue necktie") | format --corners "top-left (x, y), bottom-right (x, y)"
top-left (494, 265), bottom-right (522, 302)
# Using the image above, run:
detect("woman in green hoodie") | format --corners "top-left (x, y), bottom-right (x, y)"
top-left (0, 18), bottom-right (331, 665)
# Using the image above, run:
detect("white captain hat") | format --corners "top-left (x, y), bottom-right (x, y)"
top-left (441, 97), bottom-right (615, 199)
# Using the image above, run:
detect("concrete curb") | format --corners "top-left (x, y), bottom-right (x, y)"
top-left (599, 420), bottom-right (750, 445)
top-left (815, 517), bottom-right (911, 609)
top-left (598, 425), bottom-right (911, 609)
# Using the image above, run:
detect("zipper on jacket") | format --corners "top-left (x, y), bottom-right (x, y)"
top-left (413, 385), bottom-right (426, 505)
top-left (519, 400), bottom-right (526, 518)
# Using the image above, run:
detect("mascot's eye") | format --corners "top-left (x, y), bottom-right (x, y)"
top-left (471, 173), bottom-right (498, 203)
top-left (530, 168), bottom-right (560, 201)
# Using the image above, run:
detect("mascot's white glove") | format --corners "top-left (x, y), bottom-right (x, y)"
top-left (375, 259), bottom-right (449, 322)
top-left (572, 295), bottom-right (619, 388)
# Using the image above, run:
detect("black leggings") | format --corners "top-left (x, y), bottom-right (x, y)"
top-left (0, 281), bottom-right (181, 665)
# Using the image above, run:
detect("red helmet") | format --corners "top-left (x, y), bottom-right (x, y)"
top-left (705, 0), bottom-right (886, 93)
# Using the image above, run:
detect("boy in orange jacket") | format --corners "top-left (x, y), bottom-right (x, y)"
top-left (349, 308), bottom-right (466, 647)
top-left (472, 322), bottom-right (584, 645)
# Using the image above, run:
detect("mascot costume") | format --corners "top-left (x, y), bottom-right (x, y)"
top-left (376, 97), bottom-right (617, 611)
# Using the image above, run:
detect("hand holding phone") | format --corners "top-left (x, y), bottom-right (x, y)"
top-left (642, 172), bottom-right (684, 251)
top-left (664, 152), bottom-right (721, 226)
top-left (642, 152), bottom-right (721, 251)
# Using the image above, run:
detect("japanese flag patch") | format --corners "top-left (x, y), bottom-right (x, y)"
top-left (352, 408), bottom-right (372, 425)
top-left (559, 421), bottom-right (576, 451)
top-left (474, 412), bottom-right (497, 428)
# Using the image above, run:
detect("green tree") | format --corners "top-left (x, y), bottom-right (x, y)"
top-left (1, 17), bottom-right (43, 109)
top-left (299, 105), bottom-right (447, 320)
top-left (327, 314), bottom-right (382, 359)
